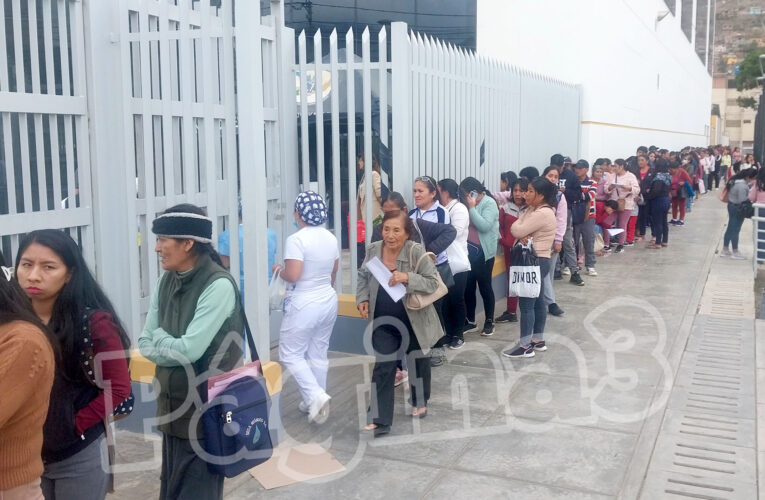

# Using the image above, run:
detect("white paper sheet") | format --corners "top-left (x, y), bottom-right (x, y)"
top-left (607, 228), bottom-right (625, 236)
top-left (366, 256), bottom-right (406, 302)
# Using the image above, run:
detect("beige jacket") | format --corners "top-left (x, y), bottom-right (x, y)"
top-left (356, 240), bottom-right (443, 353)
top-left (357, 171), bottom-right (383, 225)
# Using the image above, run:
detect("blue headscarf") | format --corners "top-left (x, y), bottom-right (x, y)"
top-left (294, 191), bottom-right (328, 226)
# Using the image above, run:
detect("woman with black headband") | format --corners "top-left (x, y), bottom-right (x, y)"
top-left (138, 204), bottom-right (244, 500)
top-left (274, 191), bottom-right (339, 423)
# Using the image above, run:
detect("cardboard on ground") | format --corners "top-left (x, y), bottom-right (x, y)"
top-left (249, 442), bottom-right (346, 489)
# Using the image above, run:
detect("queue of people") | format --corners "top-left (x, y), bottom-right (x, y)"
top-left (1, 143), bottom-right (761, 498)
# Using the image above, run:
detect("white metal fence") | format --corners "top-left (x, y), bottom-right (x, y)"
top-left (295, 22), bottom-right (581, 294)
top-left (0, 0), bottom-right (94, 266)
top-left (1, 3), bottom-right (582, 355)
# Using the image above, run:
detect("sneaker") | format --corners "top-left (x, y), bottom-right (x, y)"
top-left (502, 344), bottom-right (535, 358)
top-left (669, 219), bottom-right (678, 225)
top-left (603, 246), bottom-right (612, 253)
top-left (308, 392), bottom-right (331, 423)
top-left (531, 340), bottom-right (547, 351)
top-left (448, 338), bottom-right (465, 350)
top-left (731, 250), bottom-right (747, 260)
top-left (394, 369), bottom-right (409, 387)
top-left (298, 401), bottom-right (310, 414)
top-left (553, 272), bottom-right (563, 280)
top-left (570, 272), bottom-right (585, 286)
top-left (430, 348), bottom-right (446, 367)
top-left (481, 321), bottom-right (495, 337)
top-left (463, 320), bottom-right (478, 333)
top-left (720, 248), bottom-right (732, 257)
top-left (624, 241), bottom-right (634, 247)
top-left (615, 245), bottom-right (624, 253)
top-left (561, 267), bottom-right (571, 276)
top-left (495, 311), bottom-right (517, 323)
top-left (676, 220), bottom-right (685, 226)
top-left (548, 303), bottom-right (565, 316)
top-left (586, 267), bottom-right (597, 276)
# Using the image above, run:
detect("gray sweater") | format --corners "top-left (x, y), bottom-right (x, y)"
top-left (728, 179), bottom-right (750, 204)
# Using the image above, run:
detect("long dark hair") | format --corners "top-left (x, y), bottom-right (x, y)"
top-left (0, 271), bottom-right (51, 334)
top-left (15, 230), bottom-right (130, 380)
top-left (757, 167), bottom-right (765, 191)
top-left (163, 204), bottom-right (225, 267)
top-left (530, 177), bottom-right (558, 207)
top-left (726, 168), bottom-right (757, 191)
top-left (437, 179), bottom-right (459, 201)
top-left (382, 191), bottom-right (408, 211)
top-left (459, 177), bottom-right (494, 203)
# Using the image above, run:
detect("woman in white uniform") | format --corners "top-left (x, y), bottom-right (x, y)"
top-left (275, 191), bottom-right (339, 423)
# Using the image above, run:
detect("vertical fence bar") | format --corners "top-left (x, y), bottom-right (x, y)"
top-left (361, 28), bottom-right (372, 245)
top-left (2, 113), bottom-right (16, 214)
top-left (313, 29), bottom-right (325, 198)
top-left (298, 31), bottom-right (309, 189)
top-left (328, 28), bottom-right (342, 292)
top-left (0, 0), bottom-right (8, 91)
top-left (158, 0), bottom-right (177, 207)
top-left (378, 26), bottom-right (388, 181)
top-left (390, 22), bottom-right (412, 197)
top-left (345, 27), bottom-right (357, 292)
top-left (220, 0), bottom-right (240, 298)
top-left (235, 0), bottom-right (271, 361)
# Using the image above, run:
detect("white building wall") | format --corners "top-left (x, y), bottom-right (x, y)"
top-left (477, 0), bottom-right (712, 162)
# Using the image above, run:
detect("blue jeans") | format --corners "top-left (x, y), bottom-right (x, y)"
top-left (519, 257), bottom-right (550, 346)
top-left (685, 196), bottom-right (692, 211)
top-left (724, 203), bottom-right (744, 250)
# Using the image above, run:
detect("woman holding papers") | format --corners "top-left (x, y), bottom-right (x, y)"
top-left (274, 192), bottom-right (339, 423)
top-left (606, 159), bottom-right (640, 252)
top-left (356, 210), bottom-right (443, 437)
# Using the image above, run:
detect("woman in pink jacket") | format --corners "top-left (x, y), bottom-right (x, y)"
top-left (605, 159), bottom-right (640, 252)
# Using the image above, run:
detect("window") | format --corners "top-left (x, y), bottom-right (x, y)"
top-left (681, 0), bottom-right (693, 42)
top-left (726, 99), bottom-right (739, 107)
top-left (744, 120), bottom-right (752, 124)
top-left (727, 120), bottom-right (741, 127)
top-left (664, 0), bottom-right (676, 15)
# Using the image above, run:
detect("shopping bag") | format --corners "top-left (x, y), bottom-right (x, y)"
top-left (202, 311), bottom-right (273, 477)
top-left (717, 187), bottom-right (729, 203)
top-left (268, 270), bottom-right (287, 311)
top-left (507, 241), bottom-right (541, 298)
top-left (698, 178), bottom-right (706, 194)
top-left (445, 241), bottom-right (471, 274)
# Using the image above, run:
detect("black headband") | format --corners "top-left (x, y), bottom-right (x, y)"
top-left (152, 212), bottom-right (213, 243)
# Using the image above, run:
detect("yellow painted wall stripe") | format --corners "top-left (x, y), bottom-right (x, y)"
top-left (581, 120), bottom-right (707, 137)
top-left (129, 351), bottom-right (282, 396)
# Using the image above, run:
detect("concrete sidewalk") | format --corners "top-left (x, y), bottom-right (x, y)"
top-left (109, 194), bottom-right (758, 499)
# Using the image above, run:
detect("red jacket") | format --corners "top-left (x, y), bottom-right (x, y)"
top-left (595, 201), bottom-right (616, 226)
top-left (671, 169), bottom-right (692, 197)
top-left (499, 203), bottom-right (521, 249)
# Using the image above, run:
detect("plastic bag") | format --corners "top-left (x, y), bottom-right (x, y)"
top-left (507, 240), bottom-right (541, 298)
top-left (268, 269), bottom-right (287, 311)
top-left (446, 241), bottom-right (471, 274)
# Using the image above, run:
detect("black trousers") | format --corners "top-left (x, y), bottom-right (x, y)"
top-left (637, 203), bottom-right (651, 237)
top-left (443, 270), bottom-right (468, 341)
top-left (370, 325), bottom-right (431, 426)
top-left (465, 246), bottom-right (495, 324)
top-left (160, 434), bottom-right (223, 500)
top-left (650, 197), bottom-right (670, 245)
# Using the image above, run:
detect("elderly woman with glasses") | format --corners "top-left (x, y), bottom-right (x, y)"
top-left (274, 192), bottom-right (339, 423)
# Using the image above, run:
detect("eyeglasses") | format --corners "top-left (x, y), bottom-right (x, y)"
top-left (415, 176), bottom-right (437, 190)
top-left (1, 266), bottom-right (13, 282)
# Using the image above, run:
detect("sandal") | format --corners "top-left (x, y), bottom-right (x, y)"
top-left (412, 407), bottom-right (428, 419)
top-left (363, 423), bottom-right (391, 437)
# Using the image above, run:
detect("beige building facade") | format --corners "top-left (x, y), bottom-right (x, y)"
top-left (712, 75), bottom-right (759, 151)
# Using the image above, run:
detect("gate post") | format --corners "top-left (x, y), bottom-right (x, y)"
top-left (390, 22), bottom-right (413, 200)
top-left (235, 0), bottom-right (272, 361)
top-left (82, 0), bottom-right (134, 335)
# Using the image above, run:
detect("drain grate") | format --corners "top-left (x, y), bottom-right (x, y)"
top-left (640, 296), bottom-right (756, 498)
